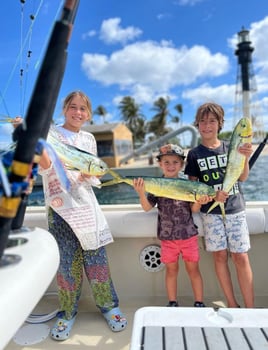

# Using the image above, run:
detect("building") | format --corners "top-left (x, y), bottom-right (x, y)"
top-left (83, 123), bottom-right (133, 167)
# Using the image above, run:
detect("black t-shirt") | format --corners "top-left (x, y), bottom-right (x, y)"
top-left (184, 141), bottom-right (245, 215)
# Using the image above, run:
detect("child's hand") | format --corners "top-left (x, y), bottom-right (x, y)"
top-left (215, 190), bottom-right (229, 203)
top-left (133, 178), bottom-right (145, 194)
top-left (196, 195), bottom-right (213, 205)
top-left (238, 143), bottom-right (253, 159)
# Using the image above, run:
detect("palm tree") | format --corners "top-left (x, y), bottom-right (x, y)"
top-left (172, 103), bottom-right (183, 125)
top-left (134, 117), bottom-right (146, 146)
top-left (93, 105), bottom-right (108, 124)
top-left (147, 96), bottom-right (170, 137)
top-left (118, 96), bottom-right (145, 146)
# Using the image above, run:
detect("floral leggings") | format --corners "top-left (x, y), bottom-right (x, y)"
top-left (48, 208), bottom-right (119, 320)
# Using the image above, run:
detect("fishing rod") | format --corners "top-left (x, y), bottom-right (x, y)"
top-left (0, 0), bottom-right (80, 261)
top-left (249, 135), bottom-right (268, 170)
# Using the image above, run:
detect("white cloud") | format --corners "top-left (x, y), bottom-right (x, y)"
top-left (250, 16), bottom-right (268, 70)
top-left (81, 40), bottom-right (229, 102)
top-left (182, 83), bottom-right (236, 106)
top-left (99, 18), bottom-right (142, 45)
top-left (82, 30), bottom-right (97, 40)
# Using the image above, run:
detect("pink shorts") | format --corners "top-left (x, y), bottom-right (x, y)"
top-left (160, 235), bottom-right (200, 263)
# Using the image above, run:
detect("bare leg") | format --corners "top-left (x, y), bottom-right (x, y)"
top-left (213, 250), bottom-right (239, 307)
top-left (185, 261), bottom-right (204, 302)
top-left (231, 252), bottom-right (254, 308)
top-left (165, 261), bottom-right (179, 301)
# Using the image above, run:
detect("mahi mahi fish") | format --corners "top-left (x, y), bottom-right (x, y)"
top-left (46, 128), bottom-right (109, 177)
top-left (102, 169), bottom-right (216, 202)
top-left (207, 117), bottom-right (253, 217)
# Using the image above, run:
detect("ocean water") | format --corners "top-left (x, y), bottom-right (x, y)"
top-left (28, 155), bottom-right (268, 206)
top-left (241, 154), bottom-right (268, 201)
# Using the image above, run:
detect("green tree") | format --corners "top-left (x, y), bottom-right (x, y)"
top-left (147, 96), bottom-right (170, 137)
top-left (93, 105), bottom-right (108, 124)
top-left (118, 96), bottom-right (145, 145)
top-left (172, 103), bottom-right (183, 124)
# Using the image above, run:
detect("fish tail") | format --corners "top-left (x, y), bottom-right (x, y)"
top-left (207, 201), bottom-right (219, 214)
top-left (39, 139), bottom-right (71, 191)
top-left (101, 169), bottom-right (124, 187)
top-left (108, 169), bottom-right (122, 180)
top-left (101, 179), bottom-right (120, 187)
top-left (219, 203), bottom-right (226, 221)
top-left (207, 201), bottom-right (226, 220)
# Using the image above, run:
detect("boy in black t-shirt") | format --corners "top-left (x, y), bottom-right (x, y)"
top-left (185, 102), bottom-right (254, 308)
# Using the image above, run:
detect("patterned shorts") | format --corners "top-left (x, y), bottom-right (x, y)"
top-left (200, 211), bottom-right (250, 253)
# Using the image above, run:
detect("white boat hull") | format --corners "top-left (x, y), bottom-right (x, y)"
top-left (21, 202), bottom-right (268, 303)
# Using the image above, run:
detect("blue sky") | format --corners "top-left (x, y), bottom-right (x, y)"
top-left (0, 0), bottom-right (268, 148)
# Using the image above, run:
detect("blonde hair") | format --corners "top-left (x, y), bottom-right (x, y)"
top-left (62, 91), bottom-right (92, 118)
top-left (194, 102), bottom-right (225, 133)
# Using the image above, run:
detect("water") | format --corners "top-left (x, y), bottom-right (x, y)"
top-left (28, 155), bottom-right (268, 206)
top-left (241, 154), bottom-right (268, 201)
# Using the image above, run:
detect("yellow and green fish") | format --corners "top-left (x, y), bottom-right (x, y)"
top-left (102, 169), bottom-right (216, 202)
top-left (207, 117), bottom-right (253, 217)
top-left (46, 128), bottom-right (109, 177)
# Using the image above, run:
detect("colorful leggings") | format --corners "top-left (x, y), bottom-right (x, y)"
top-left (48, 208), bottom-right (119, 320)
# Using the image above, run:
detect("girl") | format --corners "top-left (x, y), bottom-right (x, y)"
top-left (39, 91), bottom-right (127, 340)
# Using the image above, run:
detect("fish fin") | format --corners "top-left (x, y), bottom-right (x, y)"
top-left (65, 164), bottom-right (79, 171)
top-left (48, 129), bottom-right (96, 156)
top-left (39, 139), bottom-right (71, 191)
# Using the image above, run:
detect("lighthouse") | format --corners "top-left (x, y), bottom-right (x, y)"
top-left (234, 27), bottom-right (264, 141)
top-left (235, 27), bottom-right (254, 120)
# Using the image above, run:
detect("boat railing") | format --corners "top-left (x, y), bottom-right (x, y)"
top-left (22, 201), bottom-right (268, 238)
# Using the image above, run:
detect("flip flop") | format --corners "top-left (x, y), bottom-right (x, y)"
top-left (102, 307), bottom-right (127, 332)
top-left (50, 313), bottom-right (77, 341)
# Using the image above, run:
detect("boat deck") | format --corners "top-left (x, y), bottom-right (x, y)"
top-left (5, 295), bottom-right (268, 350)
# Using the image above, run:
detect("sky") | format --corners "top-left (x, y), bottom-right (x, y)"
top-left (0, 0), bottom-right (268, 149)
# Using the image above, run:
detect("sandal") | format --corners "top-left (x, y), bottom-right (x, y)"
top-left (50, 313), bottom-right (77, 341)
top-left (102, 307), bottom-right (127, 332)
